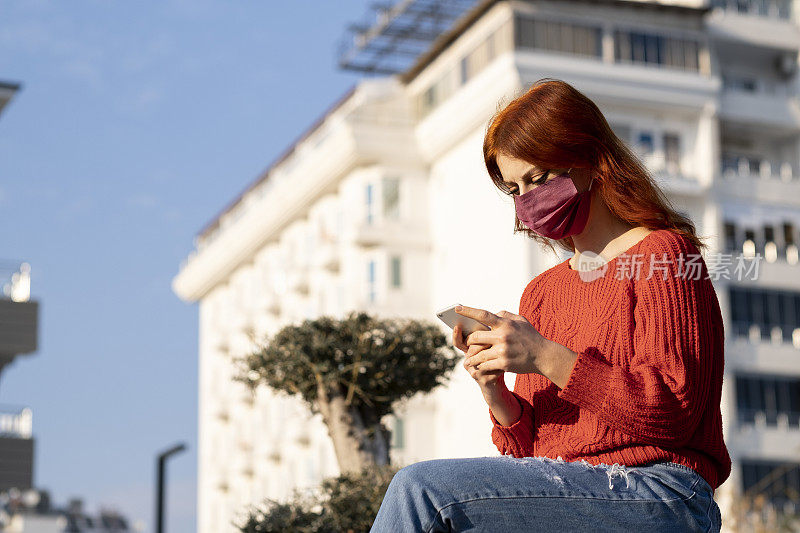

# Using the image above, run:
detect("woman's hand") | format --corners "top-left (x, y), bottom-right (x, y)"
top-left (453, 323), bottom-right (506, 398)
top-left (455, 305), bottom-right (553, 376)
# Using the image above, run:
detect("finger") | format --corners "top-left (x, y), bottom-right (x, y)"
top-left (465, 329), bottom-right (497, 346)
top-left (496, 310), bottom-right (525, 321)
top-left (466, 343), bottom-right (489, 358)
top-left (465, 349), bottom-right (497, 368)
top-left (453, 324), bottom-right (467, 352)
top-left (464, 360), bottom-right (478, 377)
top-left (476, 369), bottom-right (504, 383)
top-left (474, 358), bottom-right (504, 372)
top-left (464, 349), bottom-right (486, 371)
top-left (454, 305), bottom-right (501, 328)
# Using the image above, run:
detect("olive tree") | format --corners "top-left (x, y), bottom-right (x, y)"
top-left (234, 311), bottom-right (459, 473)
top-left (235, 464), bottom-right (399, 533)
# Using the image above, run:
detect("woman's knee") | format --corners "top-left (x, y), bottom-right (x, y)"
top-left (393, 460), bottom-right (434, 486)
top-left (390, 459), bottom-right (453, 492)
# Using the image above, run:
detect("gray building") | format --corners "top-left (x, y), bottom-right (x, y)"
top-left (0, 79), bottom-right (39, 494)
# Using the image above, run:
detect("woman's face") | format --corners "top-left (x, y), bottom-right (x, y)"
top-left (496, 152), bottom-right (590, 196)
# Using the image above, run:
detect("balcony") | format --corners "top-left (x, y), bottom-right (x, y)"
top-left (739, 408), bottom-right (800, 429)
top-left (286, 269), bottom-right (310, 295)
top-left (0, 262), bottom-right (38, 377)
top-left (255, 292), bottom-right (281, 316)
top-left (0, 406), bottom-right (32, 439)
top-left (0, 406), bottom-right (34, 490)
top-left (313, 242), bottom-right (340, 272)
top-left (354, 219), bottom-right (430, 250)
top-left (732, 258), bottom-right (800, 291)
top-left (708, 0), bottom-right (800, 51)
top-left (0, 300), bottom-right (38, 357)
top-left (729, 322), bottom-right (800, 351)
top-left (716, 154), bottom-right (800, 206)
top-left (732, 421), bottom-right (800, 458)
top-left (710, 0), bottom-right (792, 21)
top-left (719, 83), bottom-right (800, 131)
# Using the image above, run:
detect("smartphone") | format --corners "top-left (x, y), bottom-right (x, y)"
top-left (436, 303), bottom-right (491, 337)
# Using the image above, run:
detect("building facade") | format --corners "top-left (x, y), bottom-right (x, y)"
top-left (173, 1), bottom-right (800, 531)
top-left (0, 79), bottom-right (38, 497)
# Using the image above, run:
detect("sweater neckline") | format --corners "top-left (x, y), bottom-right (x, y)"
top-left (557, 228), bottom-right (665, 276)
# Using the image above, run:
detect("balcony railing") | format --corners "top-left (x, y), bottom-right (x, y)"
top-left (738, 407), bottom-right (800, 428)
top-left (711, 0), bottom-right (793, 20)
top-left (721, 154), bottom-right (797, 182)
top-left (730, 321), bottom-right (800, 347)
top-left (1, 261), bottom-right (30, 302)
top-left (0, 406), bottom-right (32, 439)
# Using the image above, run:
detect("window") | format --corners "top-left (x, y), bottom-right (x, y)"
top-left (615, 30), bottom-right (700, 72)
top-left (635, 131), bottom-right (654, 157)
top-left (764, 225), bottom-right (777, 261)
top-left (514, 15), bottom-right (602, 58)
top-left (784, 222), bottom-right (797, 247)
top-left (723, 220), bottom-right (738, 253)
top-left (424, 86), bottom-right (436, 108)
top-left (711, 0), bottom-right (792, 20)
top-left (722, 152), bottom-right (739, 174)
top-left (664, 132), bottom-right (681, 173)
top-left (729, 286), bottom-right (800, 343)
top-left (367, 260), bottom-right (376, 303)
top-left (722, 73), bottom-right (757, 92)
top-left (735, 374), bottom-right (800, 427)
top-left (609, 122), bottom-right (632, 145)
top-left (365, 183), bottom-right (374, 225)
top-left (390, 255), bottom-right (402, 288)
top-left (741, 459), bottom-right (800, 511)
top-left (460, 57), bottom-right (469, 85)
top-left (417, 19), bottom-right (513, 119)
top-left (382, 177), bottom-right (400, 220)
top-left (391, 417), bottom-right (405, 449)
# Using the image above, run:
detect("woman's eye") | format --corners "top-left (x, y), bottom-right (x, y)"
top-left (506, 171), bottom-right (551, 195)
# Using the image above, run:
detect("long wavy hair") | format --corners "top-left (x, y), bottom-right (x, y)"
top-left (483, 77), bottom-right (705, 254)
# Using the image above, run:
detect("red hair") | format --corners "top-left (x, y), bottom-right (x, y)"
top-left (483, 77), bottom-right (705, 254)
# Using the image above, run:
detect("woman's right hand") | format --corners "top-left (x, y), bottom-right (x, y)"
top-left (453, 323), bottom-right (506, 398)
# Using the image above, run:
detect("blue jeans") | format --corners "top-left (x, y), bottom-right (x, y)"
top-left (370, 456), bottom-right (721, 532)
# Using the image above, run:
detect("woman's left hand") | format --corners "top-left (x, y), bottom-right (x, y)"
top-left (456, 305), bottom-right (553, 376)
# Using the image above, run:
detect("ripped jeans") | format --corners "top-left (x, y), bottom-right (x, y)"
top-left (369, 456), bottom-right (721, 532)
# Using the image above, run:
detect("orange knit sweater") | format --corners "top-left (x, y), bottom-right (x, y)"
top-left (488, 228), bottom-right (732, 490)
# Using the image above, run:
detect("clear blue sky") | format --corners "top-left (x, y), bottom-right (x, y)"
top-left (0, 1), bottom-right (373, 531)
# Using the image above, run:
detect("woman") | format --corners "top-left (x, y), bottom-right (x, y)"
top-left (370, 78), bottom-right (731, 532)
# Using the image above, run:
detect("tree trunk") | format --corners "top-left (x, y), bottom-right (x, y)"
top-left (316, 381), bottom-right (390, 474)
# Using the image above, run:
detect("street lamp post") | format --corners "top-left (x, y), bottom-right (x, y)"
top-left (155, 443), bottom-right (187, 533)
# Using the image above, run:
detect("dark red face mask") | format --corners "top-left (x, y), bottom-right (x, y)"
top-left (513, 167), bottom-right (593, 240)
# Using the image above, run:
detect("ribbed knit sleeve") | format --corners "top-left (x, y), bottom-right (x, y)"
top-left (488, 381), bottom-right (536, 457)
top-left (555, 233), bottom-right (722, 448)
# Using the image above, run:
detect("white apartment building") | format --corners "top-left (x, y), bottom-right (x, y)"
top-left (172, 1), bottom-right (800, 531)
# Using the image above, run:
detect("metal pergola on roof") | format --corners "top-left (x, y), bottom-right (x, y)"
top-left (338, 0), bottom-right (480, 75)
